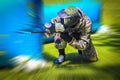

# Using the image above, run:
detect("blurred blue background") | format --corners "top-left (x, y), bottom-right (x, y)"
top-left (0, 0), bottom-right (43, 67)
top-left (0, 0), bottom-right (102, 67)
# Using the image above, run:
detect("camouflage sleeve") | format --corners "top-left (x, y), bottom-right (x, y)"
top-left (69, 16), bottom-right (92, 50)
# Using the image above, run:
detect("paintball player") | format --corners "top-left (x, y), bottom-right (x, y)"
top-left (45, 6), bottom-right (98, 64)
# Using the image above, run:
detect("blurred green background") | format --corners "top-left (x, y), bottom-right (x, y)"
top-left (0, 0), bottom-right (120, 80)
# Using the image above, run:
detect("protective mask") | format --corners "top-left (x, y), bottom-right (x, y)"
top-left (60, 18), bottom-right (71, 26)
top-left (55, 22), bottom-right (65, 32)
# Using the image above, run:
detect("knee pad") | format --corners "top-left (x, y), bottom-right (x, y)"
top-left (55, 39), bottom-right (67, 49)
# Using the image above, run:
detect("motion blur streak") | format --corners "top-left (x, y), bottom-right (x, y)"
top-left (0, 0), bottom-right (120, 80)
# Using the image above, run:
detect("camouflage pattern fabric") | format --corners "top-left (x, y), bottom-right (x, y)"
top-left (53, 7), bottom-right (98, 61)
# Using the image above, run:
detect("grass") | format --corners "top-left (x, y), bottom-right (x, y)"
top-left (0, 34), bottom-right (119, 80)
top-left (42, 35), bottom-right (120, 80)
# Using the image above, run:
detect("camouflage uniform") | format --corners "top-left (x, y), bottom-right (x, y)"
top-left (45, 6), bottom-right (98, 63)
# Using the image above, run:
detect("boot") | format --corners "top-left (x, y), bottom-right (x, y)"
top-left (54, 49), bottom-right (65, 64)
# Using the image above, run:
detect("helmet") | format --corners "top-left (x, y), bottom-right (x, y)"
top-left (64, 6), bottom-right (80, 18)
top-left (57, 6), bottom-right (81, 27)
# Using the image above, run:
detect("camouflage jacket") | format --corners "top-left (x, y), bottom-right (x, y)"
top-left (67, 8), bottom-right (92, 50)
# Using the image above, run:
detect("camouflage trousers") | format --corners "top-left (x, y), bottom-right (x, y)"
top-left (54, 33), bottom-right (98, 62)
top-left (81, 40), bottom-right (98, 61)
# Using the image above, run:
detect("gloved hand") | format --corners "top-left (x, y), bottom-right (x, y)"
top-left (44, 29), bottom-right (51, 38)
top-left (44, 22), bottom-right (52, 38)
top-left (54, 33), bottom-right (62, 44)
